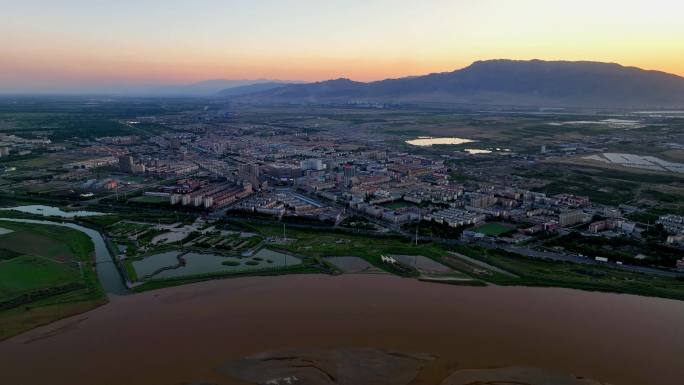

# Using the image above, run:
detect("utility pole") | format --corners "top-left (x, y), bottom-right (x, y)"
top-left (415, 224), bottom-right (419, 246)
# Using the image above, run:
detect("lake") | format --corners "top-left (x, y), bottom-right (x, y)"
top-left (1, 205), bottom-right (106, 218)
top-left (133, 248), bottom-right (301, 280)
top-left (464, 148), bottom-right (492, 154)
top-left (1, 274), bottom-right (682, 385)
top-left (406, 137), bottom-right (474, 146)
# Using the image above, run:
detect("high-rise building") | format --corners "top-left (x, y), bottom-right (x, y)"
top-left (118, 155), bottom-right (145, 174)
top-left (238, 163), bottom-right (260, 186)
top-left (342, 164), bottom-right (356, 184)
top-left (343, 164), bottom-right (355, 178)
top-left (118, 155), bottom-right (134, 173)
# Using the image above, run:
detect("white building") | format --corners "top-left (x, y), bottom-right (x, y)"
top-left (300, 158), bottom-right (326, 171)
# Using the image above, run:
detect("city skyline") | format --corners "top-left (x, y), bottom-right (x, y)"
top-left (2, 0), bottom-right (683, 93)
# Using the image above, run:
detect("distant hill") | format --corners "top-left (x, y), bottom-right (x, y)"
top-left (235, 60), bottom-right (684, 108)
top-left (217, 82), bottom-right (288, 96)
top-left (148, 79), bottom-right (295, 96)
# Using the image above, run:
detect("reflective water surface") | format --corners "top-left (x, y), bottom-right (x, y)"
top-left (405, 137), bottom-right (474, 146)
top-left (133, 249), bottom-right (300, 279)
top-left (1, 205), bottom-right (106, 218)
top-left (1, 274), bottom-right (683, 385)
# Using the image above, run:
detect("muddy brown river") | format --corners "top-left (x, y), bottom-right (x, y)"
top-left (2, 274), bottom-right (683, 385)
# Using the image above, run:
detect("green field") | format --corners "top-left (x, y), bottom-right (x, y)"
top-left (0, 256), bottom-right (80, 298)
top-left (451, 245), bottom-right (684, 301)
top-left (0, 221), bottom-right (98, 282)
top-left (0, 220), bottom-right (106, 341)
top-left (472, 223), bottom-right (516, 236)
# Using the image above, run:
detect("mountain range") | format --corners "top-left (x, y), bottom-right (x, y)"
top-left (228, 60), bottom-right (684, 108)
top-left (146, 79), bottom-right (297, 96)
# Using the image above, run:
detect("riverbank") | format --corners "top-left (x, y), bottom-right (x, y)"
top-left (2, 207), bottom-right (684, 343)
top-left (0, 216), bottom-right (126, 341)
top-left (2, 274), bottom-right (683, 385)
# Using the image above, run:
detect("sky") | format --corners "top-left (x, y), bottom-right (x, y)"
top-left (1, 0), bottom-right (683, 93)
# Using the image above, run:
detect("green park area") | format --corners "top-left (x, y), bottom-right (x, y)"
top-left (0, 221), bottom-right (105, 340)
top-left (249, 221), bottom-right (684, 300)
top-left (451, 244), bottom-right (684, 301)
top-left (254, 223), bottom-right (445, 269)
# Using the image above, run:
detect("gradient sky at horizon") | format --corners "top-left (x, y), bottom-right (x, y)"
top-left (1, 0), bottom-right (683, 93)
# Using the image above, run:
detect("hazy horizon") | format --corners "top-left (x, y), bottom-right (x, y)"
top-left (2, 0), bottom-right (683, 94)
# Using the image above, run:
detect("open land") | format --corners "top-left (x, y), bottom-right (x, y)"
top-left (0, 220), bottom-right (105, 340)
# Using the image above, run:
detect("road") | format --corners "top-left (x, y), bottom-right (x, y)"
top-left (477, 241), bottom-right (683, 278)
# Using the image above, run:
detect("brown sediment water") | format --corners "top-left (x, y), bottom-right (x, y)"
top-left (1, 274), bottom-right (683, 385)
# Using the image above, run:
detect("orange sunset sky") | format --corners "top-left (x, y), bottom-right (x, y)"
top-left (1, 0), bottom-right (683, 93)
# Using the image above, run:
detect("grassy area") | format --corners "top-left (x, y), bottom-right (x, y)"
top-left (0, 296), bottom-right (105, 341)
top-left (516, 163), bottom-right (684, 206)
top-left (252, 222), bottom-right (684, 301)
top-left (458, 246), bottom-right (684, 301)
top-left (123, 259), bottom-right (138, 281)
top-left (106, 221), bottom-right (152, 238)
top-left (127, 195), bottom-right (169, 205)
top-left (77, 213), bottom-right (122, 228)
top-left (253, 223), bottom-right (452, 277)
top-left (0, 220), bottom-right (95, 260)
top-left (0, 219), bottom-right (107, 340)
top-left (0, 256), bottom-right (80, 298)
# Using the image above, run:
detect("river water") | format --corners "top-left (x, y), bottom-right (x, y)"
top-left (1, 274), bottom-right (682, 385)
top-left (0, 217), bottom-right (127, 295)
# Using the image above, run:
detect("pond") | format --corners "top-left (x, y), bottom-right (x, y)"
top-left (133, 248), bottom-right (301, 280)
top-left (405, 137), bottom-right (474, 146)
top-left (1, 205), bottom-right (106, 218)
